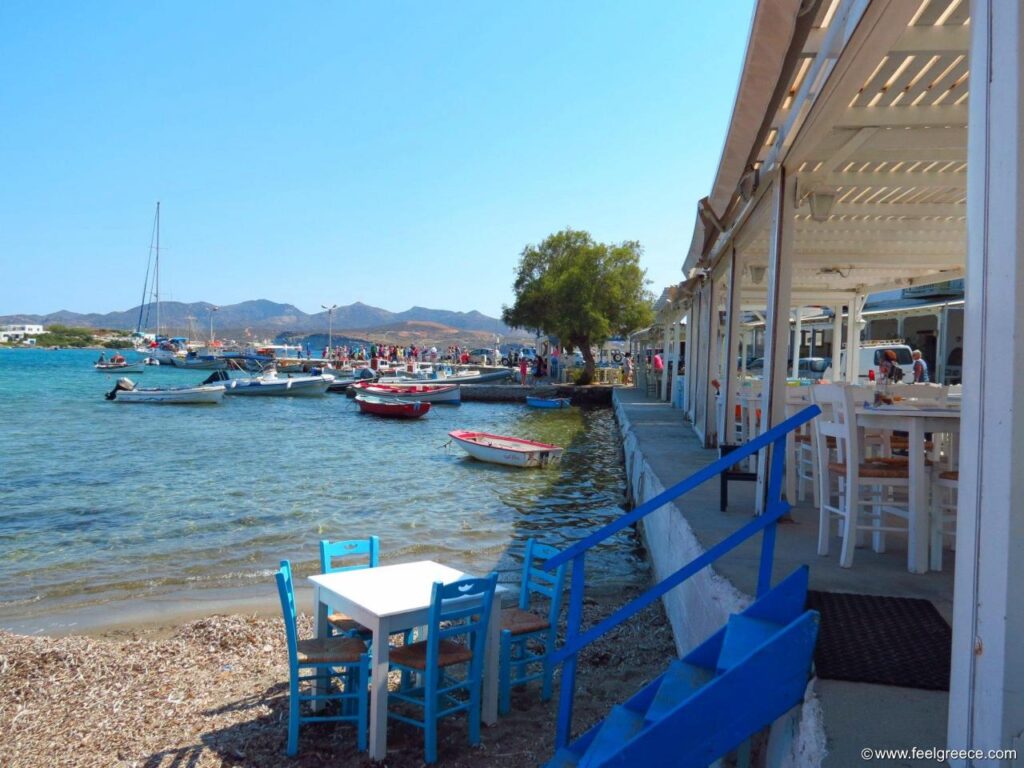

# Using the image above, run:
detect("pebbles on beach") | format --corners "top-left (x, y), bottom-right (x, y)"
top-left (0, 589), bottom-right (673, 768)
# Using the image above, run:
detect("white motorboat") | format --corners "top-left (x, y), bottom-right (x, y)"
top-left (105, 377), bottom-right (225, 404)
top-left (220, 369), bottom-right (334, 397)
top-left (448, 430), bottom-right (563, 468)
top-left (95, 359), bottom-right (145, 373)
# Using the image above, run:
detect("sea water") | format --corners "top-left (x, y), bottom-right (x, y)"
top-left (0, 348), bottom-right (644, 633)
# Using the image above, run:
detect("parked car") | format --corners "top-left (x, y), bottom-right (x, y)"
top-left (466, 348), bottom-right (494, 365)
top-left (744, 357), bottom-right (831, 379)
top-left (839, 342), bottom-right (913, 382)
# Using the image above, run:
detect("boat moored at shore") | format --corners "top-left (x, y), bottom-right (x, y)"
top-left (448, 429), bottom-right (563, 467)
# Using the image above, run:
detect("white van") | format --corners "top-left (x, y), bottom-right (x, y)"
top-left (839, 341), bottom-right (914, 382)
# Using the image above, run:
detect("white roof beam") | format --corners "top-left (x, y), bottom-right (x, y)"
top-left (826, 170), bottom-right (966, 187)
top-left (837, 104), bottom-right (968, 128)
top-left (804, 24), bottom-right (970, 56)
top-left (824, 201), bottom-right (965, 216)
top-left (796, 218), bottom-right (965, 232)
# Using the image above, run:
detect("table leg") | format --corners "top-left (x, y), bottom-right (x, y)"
top-left (908, 420), bottom-right (929, 574)
top-left (368, 616), bottom-right (390, 760)
top-left (312, 585), bottom-right (327, 711)
top-left (482, 596), bottom-right (501, 724)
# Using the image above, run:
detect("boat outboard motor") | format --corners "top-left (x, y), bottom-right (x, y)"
top-left (105, 377), bottom-right (136, 400)
top-left (355, 367), bottom-right (376, 380)
top-left (200, 370), bottom-right (230, 385)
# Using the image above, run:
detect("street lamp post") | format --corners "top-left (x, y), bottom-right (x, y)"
top-left (208, 306), bottom-right (219, 345)
top-left (321, 303), bottom-right (338, 359)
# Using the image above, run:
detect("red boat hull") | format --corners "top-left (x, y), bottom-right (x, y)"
top-left (356, 395), bottom-right (430, 419)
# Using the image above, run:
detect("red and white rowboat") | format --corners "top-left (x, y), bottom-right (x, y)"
top-left (355, 394), bottom-right (431, 419)
top-left (448, 430), bottom-right (563, 468)
top-left (353, 381), bottom-right (461, 404)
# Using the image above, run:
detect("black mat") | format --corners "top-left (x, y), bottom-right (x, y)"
top-left (806, 590), bottom-right (951, 691)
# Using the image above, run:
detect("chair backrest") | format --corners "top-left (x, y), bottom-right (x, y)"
top-left (427, 574), bottom-right (498, 674)
top-left (320, 536), bottom-right (380, 574)
top-left (810, 384), bottom-right (857, 466)
top-left (275, 559), bottom-right (300, 666)
top-left (518, 539), bottom-right (568, 624)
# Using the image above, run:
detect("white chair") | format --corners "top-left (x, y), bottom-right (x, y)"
top-left (888, 383), bottom-right (948, 406)
top-left (811, 384), bottom-right (912, 568)
top-left (930, 469), bottom-right (959, 571)
top-left (785, 387), bottom-right (815, 504)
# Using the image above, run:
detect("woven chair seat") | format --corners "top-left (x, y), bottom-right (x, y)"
top-left (828, 461), bottom-right (909, 479)
top-left (327, 612), bottom-right (368, 634)
top-left (389, 639), bottom-right (473, 670)
top-left (795, 434), bottom-right (836, 447)
top-left (939, 470), bottom-right (959, 481)
top-left (296, 636), bottom-right (367, 664)
top-left (500, 607), bottom-right (550, 636)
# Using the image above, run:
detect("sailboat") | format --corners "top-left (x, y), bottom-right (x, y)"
top-left (133, 203), bottom-right (183, 365)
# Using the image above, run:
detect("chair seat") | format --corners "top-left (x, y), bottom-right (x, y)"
top-left (327, 612), bottom-right (368, 634)
top-left (828, 461), bottom-right (909, 479)
top-left (500, 607), bottom-right (550, 636)
top-left (889, 438), bottom-right (935, 450)
top-left (939, 470), bottom-right (959, 481)
top-left (296, 635), bottom-right (367, 664)
top-left (389, 639), bottom-right (473, 670)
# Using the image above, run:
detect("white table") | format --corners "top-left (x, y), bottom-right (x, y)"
top-left (855, 404), bottom-right (961, 573)
top-left (310, 560), bottom-right (506, 760)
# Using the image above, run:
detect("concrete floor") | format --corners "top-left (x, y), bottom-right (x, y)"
top-left (614, 386), bottom-right (953, 766)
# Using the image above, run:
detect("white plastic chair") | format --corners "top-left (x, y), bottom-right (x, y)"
top-left (811, 384), bottom-right (911, 568)
top-left (930, 469), bottom-right (959, 571)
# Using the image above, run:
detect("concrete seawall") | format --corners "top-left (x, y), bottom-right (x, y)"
top-left (461, 384), bottom-right (614, 405)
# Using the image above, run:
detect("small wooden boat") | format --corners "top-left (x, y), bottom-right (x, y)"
top-left (448, 430), bottom-right (563, 468)
top-left (526, 396), bottom-right (571, 409)
top-left (353, 382), bottom-right (461, 404)
top-left (104, 377), bottom-right (225, 404)
top-left (355, 394), bottom-right (431, 419)
top-left (95, 361), bottom-right (145, 373)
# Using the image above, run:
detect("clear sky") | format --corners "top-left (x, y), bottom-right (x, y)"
top-left (1, 1), bottom-right (754, 318)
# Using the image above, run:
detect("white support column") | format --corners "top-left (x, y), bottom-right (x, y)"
top-left (660, 322), bottom-right (671, 401)
top-left (831, 304), bottom-right (844, 382)
top-left (755, 168), bottom-right (795, 513)
top-left (684, 306), bottom-right (696, 421)
top-left (845, 294), bottom-right (864, 383)
top-left (791, 307), bottom-right (803, 379)
top-left (949, 2), bottom-right (1024, 761)
top-left (697, 279), bottom-right (715, 446)
top-left (720, 250), bottom-right (742, 443)
top-left (705, 278), bottom-right (723, 443)
top-left (670, 316), bottom-right (683, 408)
top-left (935, 309), bottom-right (945, 384)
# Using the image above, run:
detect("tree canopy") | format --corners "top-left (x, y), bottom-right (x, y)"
top-left (502, 228), bottom-right (654, 380)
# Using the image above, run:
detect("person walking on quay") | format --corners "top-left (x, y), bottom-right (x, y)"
top-left (519, 355), bottom-right (529, 386)
top-left (912, 349), bottom-right (930, 383)
top-left (623, 352), bottom-right (634, 385)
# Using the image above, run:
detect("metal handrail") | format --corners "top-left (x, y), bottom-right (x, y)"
top-left (545, 403), bottom-right (820, 749)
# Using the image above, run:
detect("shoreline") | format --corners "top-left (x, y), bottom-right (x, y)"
top-left (0, 581), bottom-right (674, 768)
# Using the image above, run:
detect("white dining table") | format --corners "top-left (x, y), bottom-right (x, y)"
top-left (855, 403), bottom-right (961, 574)
top-left (309, 560), bottom-right (507, 760)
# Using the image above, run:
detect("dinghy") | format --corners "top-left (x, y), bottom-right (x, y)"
top-left (526, 396), bottom-right (571, 409)
top-left (104, 376), bottom-right (225, 404)
top-left (355, 394), bottom-right (431, 419)
top-left (448, 430), bottom-right (563, 468)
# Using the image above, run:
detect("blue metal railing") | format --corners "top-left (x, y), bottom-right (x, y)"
top-left (542, 403), bottom-right (821, 749)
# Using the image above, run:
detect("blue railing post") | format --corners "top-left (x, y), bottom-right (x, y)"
top-left (555, 553), bottom-right (586, 749)
top-left (757, 434), bottom-right (790, 596)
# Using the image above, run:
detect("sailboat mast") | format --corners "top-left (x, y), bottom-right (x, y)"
top-left (155, 201), bottom-right (161, 338)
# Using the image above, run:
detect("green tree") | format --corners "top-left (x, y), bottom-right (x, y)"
top-left (503, 228), bottom-right (654, 383)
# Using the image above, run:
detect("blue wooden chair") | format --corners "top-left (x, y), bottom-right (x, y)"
top-left (499, 538), bottom-right (567, 714)
top-left (319, 537), bottom-right (379, 637)
top-left (387, 574), bottom-right (499, 764)
top-left (275, 560), bottom-right (369, 756)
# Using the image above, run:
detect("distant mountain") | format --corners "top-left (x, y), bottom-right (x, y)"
top-left (0, 300), bottom-right (524, 339)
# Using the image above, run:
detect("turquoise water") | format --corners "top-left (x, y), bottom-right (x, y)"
top-left (0, 348), bottom-right (643, 632)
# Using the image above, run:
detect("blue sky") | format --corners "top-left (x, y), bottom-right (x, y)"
top-left (0, 1), bottom-right (753, 317)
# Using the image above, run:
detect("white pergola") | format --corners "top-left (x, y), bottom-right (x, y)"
top-left (673, 0), bottom-right (1024, 760)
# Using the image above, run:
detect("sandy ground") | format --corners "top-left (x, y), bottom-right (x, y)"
top-left (0, 587), bottom-right (674, 768)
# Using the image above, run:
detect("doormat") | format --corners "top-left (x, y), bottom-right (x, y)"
top-left (806, 590), bottom-right (951, 691)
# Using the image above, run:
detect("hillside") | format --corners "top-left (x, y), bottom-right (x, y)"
top-left (0, 300), bottom-right (526, 341)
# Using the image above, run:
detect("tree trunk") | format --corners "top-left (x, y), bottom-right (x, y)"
top-left (581, 344), bottom-right (596, 383)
